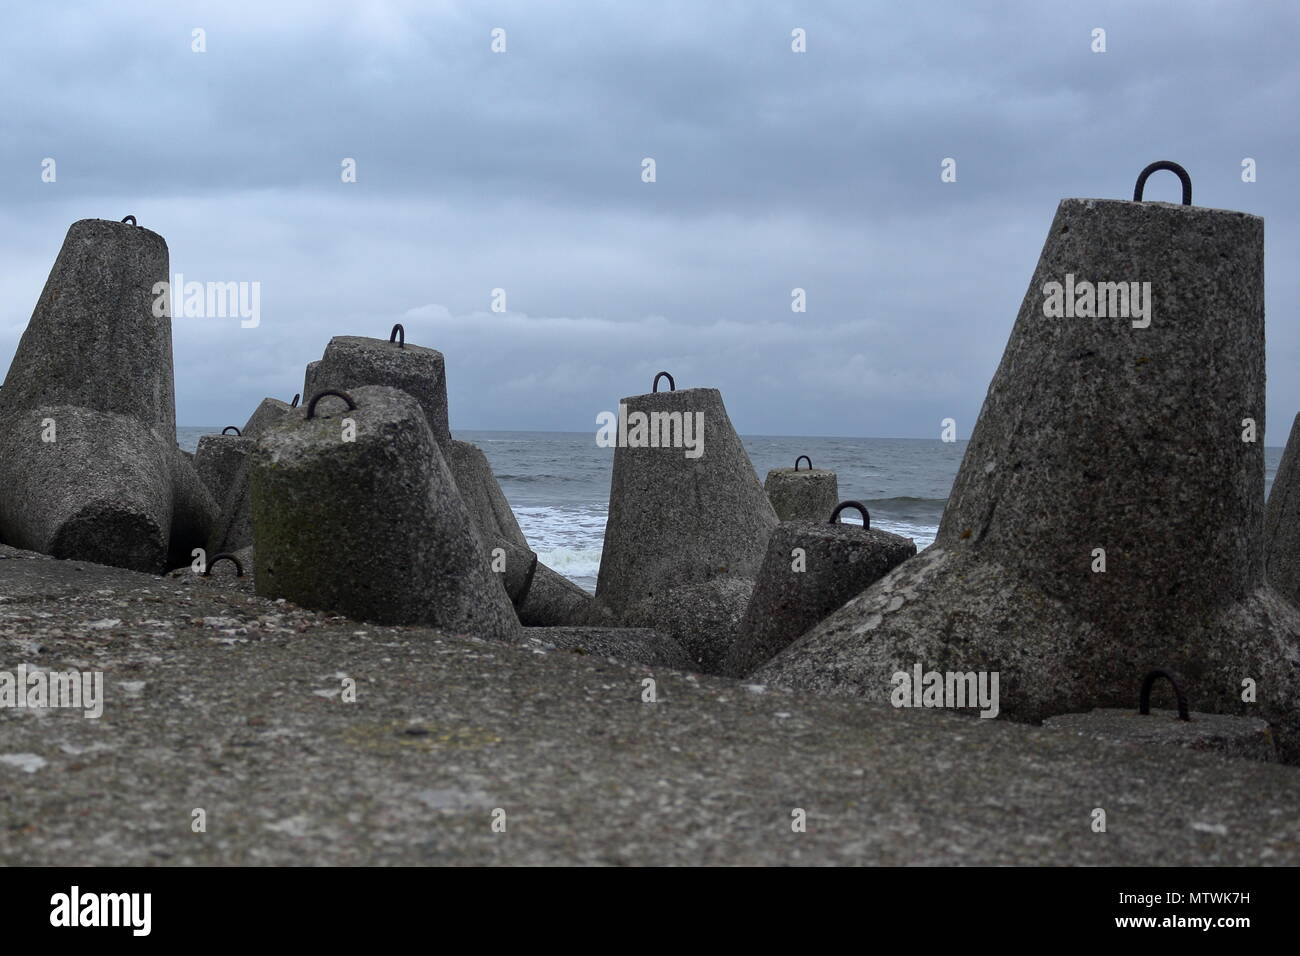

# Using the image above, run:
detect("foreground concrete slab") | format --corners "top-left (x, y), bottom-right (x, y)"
top-left (1, 546), bottom-right (1298, 866)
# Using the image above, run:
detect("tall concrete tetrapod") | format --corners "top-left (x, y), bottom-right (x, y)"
top-left (303, 324), bottom-right (451, 454)
top-left (756, 164), bottom-right (1300, 760)
top-left (0, 217), bottom-right (218, 571)
top-left (595, 372), bottom-right (777, 614)
top-left (250, 386), bottom-right (517, 639)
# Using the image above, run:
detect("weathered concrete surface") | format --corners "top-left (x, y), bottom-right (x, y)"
top-left (723, 520), bottom-right (916, 678)
top-left (0, 218), bottom-right (176, 438)
top-left (304, 334), bottom-right (451, 455)
top-left (2, 544), bottom-right (1300, 866)
top-left (596, 386), bottom-right (777, 614)
top-left (619, 577), bottom-right (754, 675)
top-left (520, 626), bottom-right (691, 669)
top-left (241, 398), bottom-right (294, 441)
top-left (756, 199), bottom-right (1300, 763)
top-left (1043, 708), bottom-right (1277, 763)
top-left (193, 435), bottom-right (254, 554)
top-left (0, 219), bottom-right (218, 572)
top-left (0, 406), bottom-right (219, 573)
top-left (250, 386), bottom-right (516, 639)
top-left (1265, 412), bottom-right (1300, 608)
top-left (518, 561), bottom-right (593, 626)
top-left (764, 466), bottom-right (839, 522)
top-left (447, 440), bottom-right (530, 552)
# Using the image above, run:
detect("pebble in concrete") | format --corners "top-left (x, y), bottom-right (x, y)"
top-left (0, 218), bottom-right (218, 571)
top-left (755, 165), bottom-right (1300, 761)
top-left (722, 501), bottom-right (916, 678)
top-left (1043, 670), bottom-right (1277, 762)
top-left (764, 455), bottom-right (839, 521)
top-left (249, 385), bottom-right (516, 639)
top-left (303, 324), bottom-right (451, 455)
top-left (619, 577), bottom-right (755, 675)
top-left (1264, 412), bottom-right (1300, 608)
top-left (595, 373), bottom-right (777, 615)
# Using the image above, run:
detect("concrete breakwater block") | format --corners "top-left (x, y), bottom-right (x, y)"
top-left (754, 168), bottom-right (1300, 760)
top-left (1265, 412), bottom-right (1300, 608)
top-left (764, 456), bottom-right (839, 521)
top-left (595, 377), bottom-right (777, 614)
top-left (722, 502), bottom-right (916, 678)
top-left (303, 325), bottom-right (451, 455)
top-left (518, 560), bottom-right (593, 626)
top-left (520, 626), bottom-right (691, 670)
top-left (0, 405), bottom-right (219, 572)
top-left (0, 218), bottom-right (177, 438)
top-left (194, 434), bottom-right (254, 554)
top-left (241, 397), bottom-right (295, 440)
top-left (619, 577), bottom-right (754, 674)
top-left (489, 536), bottom-right (538, 606)
top-left (447, 439), bottom-right (530, 550)
top-left (249, 385), bottom-right (516, 639)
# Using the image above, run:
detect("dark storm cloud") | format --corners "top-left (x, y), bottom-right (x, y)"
top-left (1, 1), bottom-right (1296, 438)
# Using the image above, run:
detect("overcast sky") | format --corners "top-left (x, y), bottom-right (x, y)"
top-left (1, 1), bottom-right (1296, 439)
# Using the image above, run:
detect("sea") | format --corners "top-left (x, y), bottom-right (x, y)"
top-left (178, 428), bottom-right (1286, 594)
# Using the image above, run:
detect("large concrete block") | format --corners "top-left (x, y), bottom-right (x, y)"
top-left (1, 218), bottom-right (176, 439)
top-left (755, 172), bottom-right (1300, 760)
top-left (0, 405), bottom-right (219, 573)
top-left (722, 503), bottom-right (916, 678)
top-left (764, 456), bottom-right (839, 521)
top-left (518, 561), bottom-right (594, 626)
top-left (447, 439), bottom-right (529, 550)
top-left (249, 386), bottom-right (516, 639)
top-left (241, 397), bottom-right (295, 441)
top-left (619, 577), bottom-right (754, 674)
top-left (595, 378), bottom-right (777, 614)
top-left (303, 325), bottom-right (451, 455)
top-left (194, 435), bottom-right (254, 554)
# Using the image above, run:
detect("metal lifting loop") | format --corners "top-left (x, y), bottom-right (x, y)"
top-left (1133, 161), bottom-right (1192, 206)
top-left (390, 324), bottom-right (405, 348)
top-left (652, 371), bottom-right (675, 393)
top-left (828, 500), bottom-right (870, 529)
top-left (290, 393), bottom-right (301, 408)
top-left (203, 553), bottom-right (244, 577)
top-left (221, 426), bottom-right (242, 436)
top-left (795, 455), bottom-right (813, 471)
top-left (305, 389), bottom-right (357, 419)
top-left (121, 215), bottom-right (137, 226)
top-left (1138, 668), bottom-right (1190, 721)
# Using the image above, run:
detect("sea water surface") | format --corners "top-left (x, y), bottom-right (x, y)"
top-left (180, 427), bottom-right (1285, 594)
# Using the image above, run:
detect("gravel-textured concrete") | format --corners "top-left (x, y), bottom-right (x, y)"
top-left (193, 435), bottom-right (254, 554)
top-left (518, 561), bottom-right (593, 626)
top-left (757, 198), bottom-right (1300, 763)
top-left (3, 543), bottom-right (1299, 866)
top-left (241, 397), bottom-right (294, 441)
top-left (596, 385), bottom-right (777, 614)
top-left (619, 577), bottom-right (755, 675)
top-left (1265, 412), bottom-right (1300, 609)
top-left (0, 218), bottom-right (176, 438)
top-left (0, 219), bottom-right (218, 573)
top-left (764, 466), bottom-right (839, 522)
top-left (304, 334), bottom-right (451, 455)
top-left (519, 626), bottom-right (691, 669)
top-left (723, 520), bottom-right (916, 678)
top-left (249, 386), bottom-right (516, 639)
top-left (0, 406), bottom-right (219, 573)
top-left (1043, 708), bottom-right (1277, 762)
